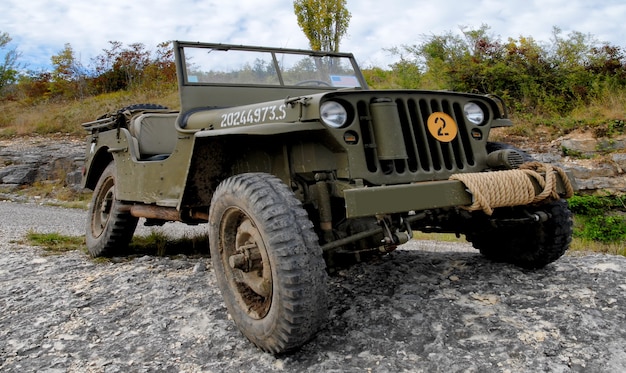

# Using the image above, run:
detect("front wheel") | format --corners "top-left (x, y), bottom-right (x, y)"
top-left (466, 199), bottom-right (573, 269)
top-left (86, 162), bottom-right (138, 257)
top-left (209, 173), bottom-right (327, 354)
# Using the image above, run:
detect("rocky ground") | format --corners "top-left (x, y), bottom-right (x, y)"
top-left (1, 201), bottom-right (625, 372)
top-left (0, 134), bottom-right (625, 372)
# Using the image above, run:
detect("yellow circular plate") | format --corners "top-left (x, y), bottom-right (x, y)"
top-left (427, 112), bottom-right (458, 142)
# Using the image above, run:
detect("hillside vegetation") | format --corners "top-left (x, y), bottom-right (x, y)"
top-left (1, 26), bottom-right (626, 139)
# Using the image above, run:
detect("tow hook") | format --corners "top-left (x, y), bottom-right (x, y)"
top-left (531, 211), bottom-right (549, 223)
top-left (490, 210), bottom-right (551, 228)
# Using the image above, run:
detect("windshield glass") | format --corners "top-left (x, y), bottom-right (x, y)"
top-left (182, 46), bottom-right (362, 88)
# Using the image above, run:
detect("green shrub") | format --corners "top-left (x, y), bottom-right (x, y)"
top-left (575, 215), bottom-right (626, 243)
top-left (25, 231), bottom-right (84, 253)
top-left (568, 194), bottom-right (624, 216)
top-left (569, 194), bottom-right (626, 244)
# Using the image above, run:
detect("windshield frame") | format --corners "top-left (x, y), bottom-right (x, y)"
top-left (175, 41), bottom-right (368, 90)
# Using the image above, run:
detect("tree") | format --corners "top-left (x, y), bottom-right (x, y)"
top-left (16, 71), bottom-right (52, 104)
top-left (0, 31), bottom-right (21, 96)
top-left (92, 41), bottom-right (151, 92)
top-left (50, 43), bottom-right (89, 99)
top-left (293, 0), bottom-right (351, 52)
top-left (142, 41), bottom-right (177, 91)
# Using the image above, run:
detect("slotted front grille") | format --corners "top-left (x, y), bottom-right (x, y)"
top-left (355, 96), bottom-right (482, 183)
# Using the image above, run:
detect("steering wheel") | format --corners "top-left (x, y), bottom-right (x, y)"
top-left (294, 79), bottom-right (332, 87)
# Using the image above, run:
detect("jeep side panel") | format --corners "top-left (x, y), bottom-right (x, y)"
top-left (85, 127), bottom-right (194, 206)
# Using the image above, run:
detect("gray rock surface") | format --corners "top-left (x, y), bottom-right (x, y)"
top-left (1, 201), bottom-right (625, 372)
top-left (2, 134), bottom-right (624, 196)
top-left (550, 132), bottom-right (626, 192)
top-left (0, 136), bottom-right (84, 188)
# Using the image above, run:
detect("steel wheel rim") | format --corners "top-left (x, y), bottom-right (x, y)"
top-left (220, 207), bottom-right (273, 319)
top-left (91, 178), bottom-right (115, 238)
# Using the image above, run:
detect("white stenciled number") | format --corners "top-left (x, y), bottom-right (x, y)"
top-left (220, 113), bottom-right (235, 127)
top-left (220, 104), bottom-right (288, 127)
top-left (261, 106), bottom-right (270, 121)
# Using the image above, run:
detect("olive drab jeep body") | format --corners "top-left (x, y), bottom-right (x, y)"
top-left (81, 41), bottom-right (576, 353)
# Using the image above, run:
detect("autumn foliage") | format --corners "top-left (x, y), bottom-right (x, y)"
top-left (6, 40), bottom-right (176, 104)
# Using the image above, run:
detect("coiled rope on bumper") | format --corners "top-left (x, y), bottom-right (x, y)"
top-left (449, 162), bottom-right (575, 215)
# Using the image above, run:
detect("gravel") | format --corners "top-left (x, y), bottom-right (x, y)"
top-left (1, 201), bottom-right (625, 372)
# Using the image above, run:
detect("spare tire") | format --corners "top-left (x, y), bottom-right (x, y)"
top-left (117, 103), bottom-right (169, 113)
top-left (97, 103), bottom-right (169, 122)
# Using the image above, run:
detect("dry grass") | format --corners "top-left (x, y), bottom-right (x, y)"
top-left (19, 180), bottom-right (91, 209)
top-left (572, 88), bottom-right (626, 121)
top-left (2, 83), bottom-right (625, 141)
top-left (0, 88), bottom-right (179, 138)
top-left (488, 87), bottom-right (626, 144)
top-left (568, 238), bottom-right (626, 256)
top-left (413, 231), bottom-right (466, 243)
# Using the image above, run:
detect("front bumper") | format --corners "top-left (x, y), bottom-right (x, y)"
top-left (343, 170), bottom-right (576, 218)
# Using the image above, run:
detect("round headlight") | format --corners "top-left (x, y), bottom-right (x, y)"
top-left (464, 102), bottom-right (485, 125)
top-left (320, 101), bottom-right (348, 128)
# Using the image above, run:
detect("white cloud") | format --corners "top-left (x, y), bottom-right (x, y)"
top-left (2, 0), bottom-right (626, 71)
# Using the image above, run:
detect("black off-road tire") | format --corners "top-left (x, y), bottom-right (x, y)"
top-left (97, 103), bottom-right (169, 126)
top-left (119, 103), bottom-right (168, 112)
top-left (209, 173), bottom-right (327, 354)
top-left (467, 199), bottom-right (573, 269)
top-left (86, 163), bottom-right (138, 257)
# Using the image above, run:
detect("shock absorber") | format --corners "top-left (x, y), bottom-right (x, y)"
top-left (315, 173), bottom-right (335, 244)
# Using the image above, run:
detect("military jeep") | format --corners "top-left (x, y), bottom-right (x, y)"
top-left (81, 41), bottom-right (575, 353)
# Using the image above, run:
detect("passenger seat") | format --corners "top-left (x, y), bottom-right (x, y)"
top-left (129, 113), bottom-right (179, 160)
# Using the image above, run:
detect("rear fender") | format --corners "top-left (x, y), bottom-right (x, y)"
top-left (82, 146), bottom-right (113, 190)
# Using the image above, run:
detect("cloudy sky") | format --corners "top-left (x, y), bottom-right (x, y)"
top-left (2, 0), bottom-right (626, 71)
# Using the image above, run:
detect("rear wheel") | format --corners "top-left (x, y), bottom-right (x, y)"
top-left (467, 199), bottom-right (573, 269)
top-left (86, 163), bottom-right (138, 257)
top-left (209, 173), bottom-right (327, 354)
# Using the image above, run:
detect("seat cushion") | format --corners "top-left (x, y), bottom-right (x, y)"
top-left (129, 113), bottom-right (179, 157)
